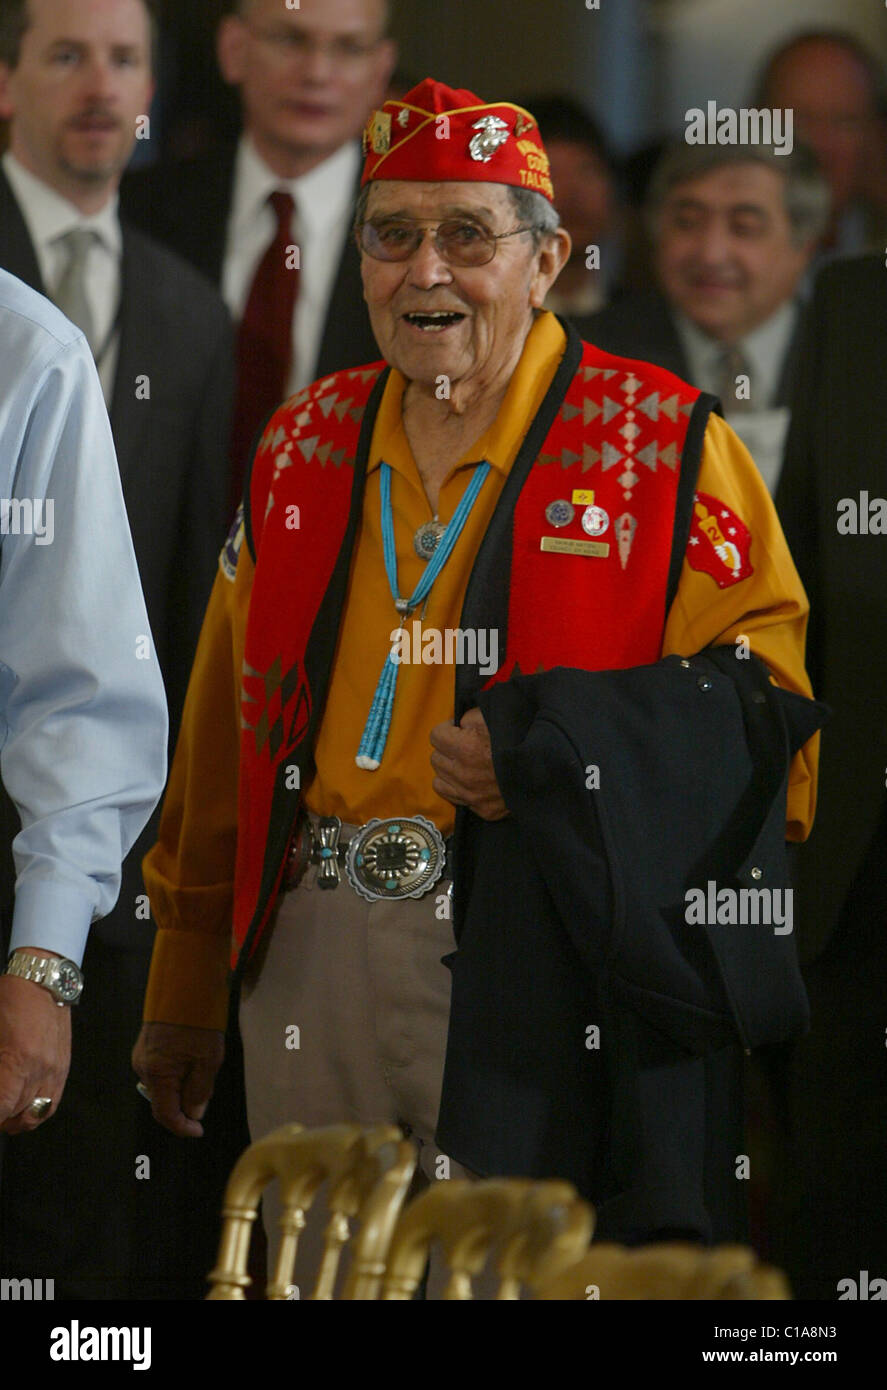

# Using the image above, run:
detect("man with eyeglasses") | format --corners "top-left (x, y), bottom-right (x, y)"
top-left (135, 79), bottom-right (824, 1279)
top-left (123, 0), bottom-right (396, 510)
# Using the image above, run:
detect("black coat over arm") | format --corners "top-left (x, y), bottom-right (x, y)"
top-left (437, 654), bottom-right (823, 1242)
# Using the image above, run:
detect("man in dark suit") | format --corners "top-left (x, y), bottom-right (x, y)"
top-left (122, 0), bottom-right (397, 505)
top-left (774, 256), bottom-right (887, 1299)
top-left (579, 143), bottom-right (830, 495)
top-left (0, 0), bottom-right (238, 1298)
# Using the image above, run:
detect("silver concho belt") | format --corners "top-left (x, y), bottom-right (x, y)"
top-left (289, 814), bottom-right (449, 902)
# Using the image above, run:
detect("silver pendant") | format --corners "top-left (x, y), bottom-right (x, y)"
top-left (414, 518), bottom-right (446, 559)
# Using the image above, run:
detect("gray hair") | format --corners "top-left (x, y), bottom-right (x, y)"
top-left (506, 186), bottom-right (562, 241)
top-left (353, 183), bottom-right (561, 245)
top-left (646, 142), bottom-right (831, 248)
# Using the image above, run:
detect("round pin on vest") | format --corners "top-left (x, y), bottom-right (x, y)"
top-left (545, 499), bottom-right (575, 529)
top-left (581, 504), bottom-right (610, 538)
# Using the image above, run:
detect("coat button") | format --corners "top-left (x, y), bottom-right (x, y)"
top-left (751, 867), bottom-right (763, 880)
top-left (697, 677), bottom-right (713, 691)
top-left (753, 692), bottom-right (766, 704)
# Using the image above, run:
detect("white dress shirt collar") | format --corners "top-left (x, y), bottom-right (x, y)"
top-left (3, 151), bottom-right (122, 265)
top-left (229, 134), bottom-right (360, 242)
top-left (224, 136), bottom-right (362, 393)
top-left (673, 300), bottom-right (798, 409)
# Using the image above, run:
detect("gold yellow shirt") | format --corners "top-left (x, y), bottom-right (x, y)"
top-left (142, 312), bottom-right (818, 1030)
top-left (304, 312), bottom-right (567, 833)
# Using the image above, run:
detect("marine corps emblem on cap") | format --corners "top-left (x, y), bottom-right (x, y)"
top-left (469, 115), bottom-right (511, 163)
top-left (360, 79), bottom-right (555, 204)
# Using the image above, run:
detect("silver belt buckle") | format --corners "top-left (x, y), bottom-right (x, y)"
top-left (345, 816), bottom-right (446, 902)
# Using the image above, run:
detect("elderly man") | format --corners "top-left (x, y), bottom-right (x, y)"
top-left (580, 144), bottom-right (829, 496)
top-left (135, 80), bottom-right (822, 1257)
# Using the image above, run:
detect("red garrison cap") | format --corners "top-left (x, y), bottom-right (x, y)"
top-left (361, 77), bottom-right (555, 202)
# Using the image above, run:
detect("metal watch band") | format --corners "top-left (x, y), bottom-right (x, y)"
top-left (5, 950), bottom-right (83, 1005)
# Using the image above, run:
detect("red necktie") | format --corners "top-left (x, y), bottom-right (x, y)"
top-left (230, 190), bottom-right (299, 512)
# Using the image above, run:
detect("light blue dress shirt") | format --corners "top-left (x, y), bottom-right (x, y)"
top-left (0, 268), bottom-right (168, 967)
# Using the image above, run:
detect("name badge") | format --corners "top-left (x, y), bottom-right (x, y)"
top-left (540, 537), bottom-right (610, 558)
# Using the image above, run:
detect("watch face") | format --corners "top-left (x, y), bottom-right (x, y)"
top-left (55, 962), bottom-right (82, 1002)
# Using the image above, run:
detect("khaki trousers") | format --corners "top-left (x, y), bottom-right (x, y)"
top-left (239, 820), bottom-right (472, 1296)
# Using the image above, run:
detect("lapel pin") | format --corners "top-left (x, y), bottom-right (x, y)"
top-left (545, 499), bottom-right (575, 528)
top-left (581, 504), bottom-right (610, 538)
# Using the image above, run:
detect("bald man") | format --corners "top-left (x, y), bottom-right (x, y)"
top-left (754, 30), bottom-right (887, 258)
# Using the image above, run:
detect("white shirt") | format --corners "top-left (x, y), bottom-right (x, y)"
top-left (673, 302), bottom-right (799, 495)
top-left (0, 269), bottom-right (167, 964)
top-left (673, 301), bottom-right (798, 412)
top-left (3, 152), bottom-right (122, 406)
top-left (222, 136), bottom-right (360, 395)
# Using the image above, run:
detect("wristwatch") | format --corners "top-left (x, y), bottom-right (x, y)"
top-left (4, 950), bottom-right (84, 1006)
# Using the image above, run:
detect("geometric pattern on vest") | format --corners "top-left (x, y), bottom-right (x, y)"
top-left (234, 343), bottom-right (702, 964)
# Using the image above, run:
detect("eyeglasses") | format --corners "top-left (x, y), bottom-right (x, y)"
top-left (245, 23), bottom-right (381, 65)
top-left (358, 218), bottom-right (535, 267)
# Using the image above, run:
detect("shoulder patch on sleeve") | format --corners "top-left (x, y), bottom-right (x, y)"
top-left (685, 491), bottom-right (754, 588)
top-left (219, 503), bottom-right (245, 582)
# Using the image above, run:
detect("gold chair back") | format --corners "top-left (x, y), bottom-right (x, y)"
top-left (537, 1242), bottom-right (791, 1300)
top-left (206, 1123), bottom-right (417, 1300)
top-left (381, 1178), bottom-right (594, 1300)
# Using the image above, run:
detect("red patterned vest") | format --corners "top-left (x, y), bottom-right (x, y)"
top-left (233, 335), bottom-right (705, 969)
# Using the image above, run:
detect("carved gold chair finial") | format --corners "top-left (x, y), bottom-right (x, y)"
top-left (537, 1242), bottom-right (791, 1300)
top-left (206, 1123), bottom-right (417, 1300)
top-left (380, 1178), bottom-right (595, 1300)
